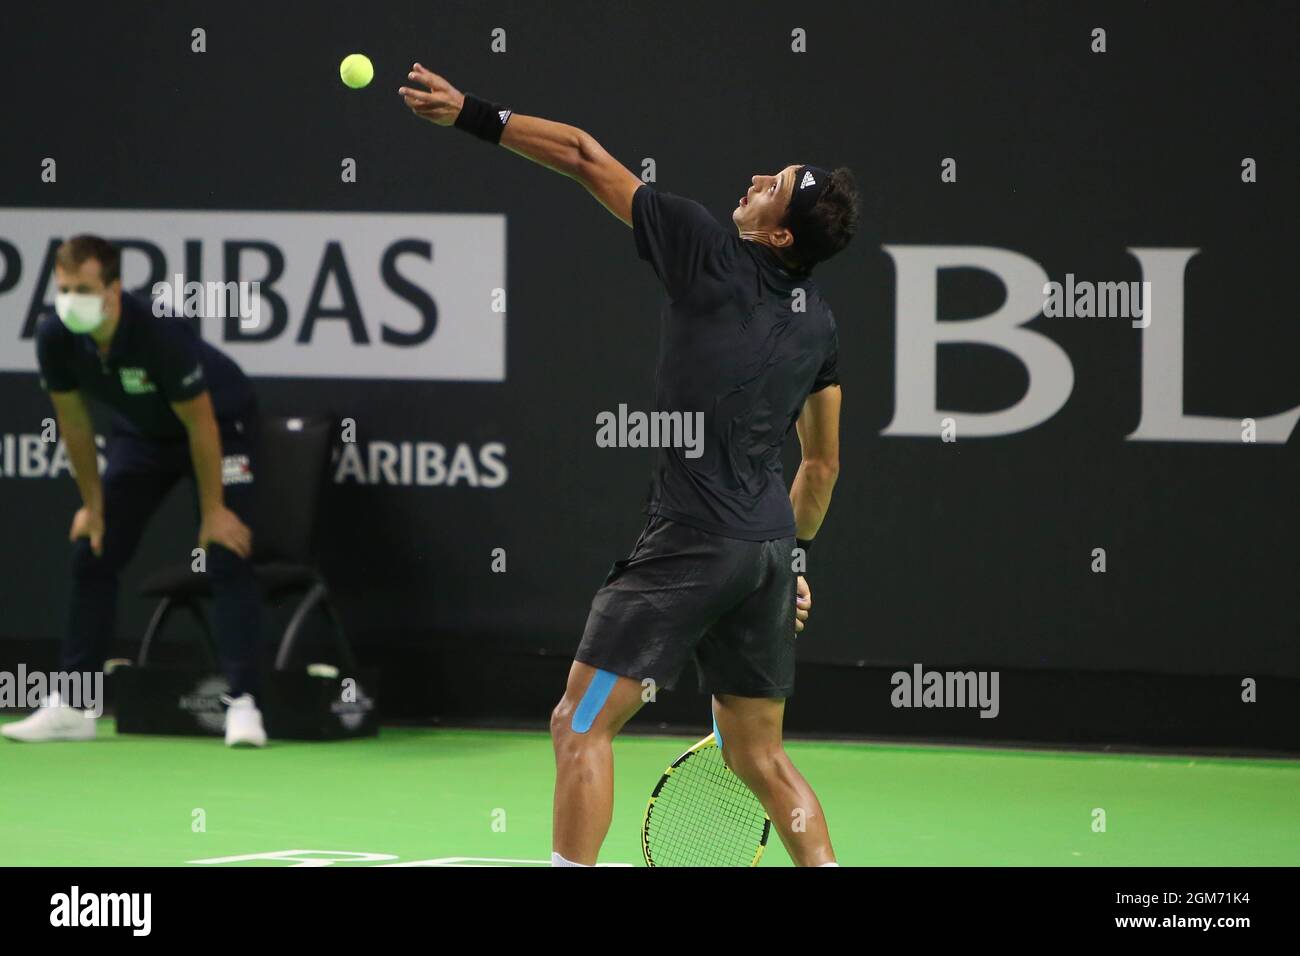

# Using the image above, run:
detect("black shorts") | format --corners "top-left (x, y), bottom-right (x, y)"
top-left (575, 515), bottom-right (798, 698)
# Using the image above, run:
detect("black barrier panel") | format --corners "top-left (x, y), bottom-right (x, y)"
top-left (0, 0), bottom-right (1295, 698)
top-left (114, 666), bottom-right (380, 741)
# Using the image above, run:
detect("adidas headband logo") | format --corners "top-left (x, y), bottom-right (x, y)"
top-left (800, 170), bottom-right (817, 189)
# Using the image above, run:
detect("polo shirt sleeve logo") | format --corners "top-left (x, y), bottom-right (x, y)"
top-left (221, 454), bottom-right (254, 486)
top-left (118, 367), bottom-right (158, 395)
top-left (181, 363), bottom-right (204, 388)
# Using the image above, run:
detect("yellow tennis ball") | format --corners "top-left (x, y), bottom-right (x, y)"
top-left (339, 53), bottom-right (374, 90)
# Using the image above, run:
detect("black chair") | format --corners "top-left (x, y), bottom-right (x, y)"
top-left (136, 415), bottom-right (357, 673)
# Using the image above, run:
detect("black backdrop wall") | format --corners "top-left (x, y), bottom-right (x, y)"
top-left (1, 2), bottom-right (1296, 741)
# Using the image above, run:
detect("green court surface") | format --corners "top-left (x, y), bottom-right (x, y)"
top-left (1, 721), bottom-right (1297, 867)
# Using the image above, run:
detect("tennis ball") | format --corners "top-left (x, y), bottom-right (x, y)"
top-left (339, 53), bottom-right (374, 90)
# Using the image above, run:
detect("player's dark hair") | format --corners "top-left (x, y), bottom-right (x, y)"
top-left (56, 235), bottom-right (120, 285)
top-left (780, 167), bottom-right (860, 272)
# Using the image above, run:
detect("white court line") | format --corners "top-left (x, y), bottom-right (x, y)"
top-left (188, 849), bottom-right (632, 867)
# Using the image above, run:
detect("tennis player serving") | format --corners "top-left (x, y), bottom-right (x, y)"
top-left (402, 64), bottom-right (857, 867)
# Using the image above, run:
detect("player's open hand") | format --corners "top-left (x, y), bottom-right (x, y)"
top-left (795, 575), bottom-right (811, 634)
top-left (69, 506), bottom-right (104, 556)
top-left (399, 63), bottom-right (465, 127)
top-left (199, 506), bottom-right (253, 560)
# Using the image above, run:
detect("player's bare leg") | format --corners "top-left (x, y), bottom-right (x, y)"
top-left (712, 692), bottom-right (836, 866)
top-left (550, 660), bottom-right (648, 865)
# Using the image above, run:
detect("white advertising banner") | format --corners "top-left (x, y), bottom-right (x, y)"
top-left (0, 208), bottom-right (506, 381)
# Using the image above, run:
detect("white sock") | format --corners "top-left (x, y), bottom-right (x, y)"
top-left (551, 851), bottom-right (590, 867)
top-left (818, 862), bottom-right (840, 867)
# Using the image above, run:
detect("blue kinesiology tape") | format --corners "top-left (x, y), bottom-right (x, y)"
top-left (571, 669), bottom-right (618, 733)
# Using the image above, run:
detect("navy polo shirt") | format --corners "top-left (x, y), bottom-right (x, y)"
top-left (34, 291), bottom-right (255, 441)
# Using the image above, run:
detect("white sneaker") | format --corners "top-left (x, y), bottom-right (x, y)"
top-left (222, 693), bottom-right (267, 747)
top-left (1, 691), bottom-right (97, 742)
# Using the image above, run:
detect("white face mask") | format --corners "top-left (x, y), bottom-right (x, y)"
top-left (55, 292), bottom-right (106, 334)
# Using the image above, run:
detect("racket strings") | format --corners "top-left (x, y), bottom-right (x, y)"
top-left (647, 744), bottom-right (768, 866)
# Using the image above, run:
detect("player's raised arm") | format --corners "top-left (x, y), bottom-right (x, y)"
top-left (399, 63), bottom-right (642, 226)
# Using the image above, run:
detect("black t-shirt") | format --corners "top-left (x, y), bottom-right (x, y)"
top-left (35, 291), bottom-right (255, 440)
top-left (632, 184), bottom-right (840, 541)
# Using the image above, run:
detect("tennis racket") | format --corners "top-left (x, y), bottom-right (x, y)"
top-left (641, 732), bottom-right (771, 867)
